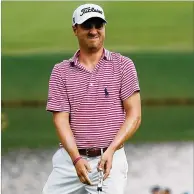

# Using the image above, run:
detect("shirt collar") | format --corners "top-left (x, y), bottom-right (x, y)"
top-left (103, 49), bottom-right (113, 61)
top-left (69, 48), bottom-right (112, 66)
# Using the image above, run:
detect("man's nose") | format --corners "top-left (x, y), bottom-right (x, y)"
top-left (89, 26), bottom-right (98, 34)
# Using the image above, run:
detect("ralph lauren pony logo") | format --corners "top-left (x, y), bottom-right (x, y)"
top-left (80, 7), bottom-right (103, 16)
top-left (104, 87), bottom-right (109, 97)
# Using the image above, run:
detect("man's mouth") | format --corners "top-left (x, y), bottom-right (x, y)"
top-left (88, 36), bottom-right (99, 39)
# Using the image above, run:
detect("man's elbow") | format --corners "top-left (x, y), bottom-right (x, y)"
top-left (136, 115), bottom-right (141, 129)
top-left (130, 115), bottom-right (141, 130)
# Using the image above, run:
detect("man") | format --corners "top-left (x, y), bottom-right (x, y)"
top-left (151, 186), bottom-right (161, 194)
top-left (43, 3), bottom-right (141, 194)
top-left (163, 188), bottom-right (171, 194)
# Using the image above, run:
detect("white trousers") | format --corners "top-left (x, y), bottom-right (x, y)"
top-left (42, 147), bottom-right (128, 194)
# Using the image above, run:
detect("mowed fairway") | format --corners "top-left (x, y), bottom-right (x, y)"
top-left (2, 1), bottom-right (193, 54)
top-left (2, 106), bottom-right (194, 152)
top-left (2, 53), bottom-right (194, 101)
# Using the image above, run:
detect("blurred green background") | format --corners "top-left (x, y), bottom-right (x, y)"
top-left (1, 1), bottom-right (194, 152)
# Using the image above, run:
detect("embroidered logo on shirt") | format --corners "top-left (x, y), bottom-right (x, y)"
top-left (104, 87), bottom-right (109, 97)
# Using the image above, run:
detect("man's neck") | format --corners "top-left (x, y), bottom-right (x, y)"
top-left (78, 47), bottom-right (104, 70)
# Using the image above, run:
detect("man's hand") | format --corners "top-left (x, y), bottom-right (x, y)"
top-left (97, 149), bottom-right (114, 180)
top-left (74, 158), bottom-right (93, 185)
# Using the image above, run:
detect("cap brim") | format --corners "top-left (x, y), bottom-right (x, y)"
top-left (76, 12), bottom-right (107, 25)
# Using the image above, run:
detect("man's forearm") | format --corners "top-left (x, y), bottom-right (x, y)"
top-left (108, 114), bottom-right (141, 152)
top-left (53, 114), bottom-right (80, 162)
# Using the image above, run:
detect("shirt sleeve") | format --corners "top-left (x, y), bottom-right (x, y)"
top-left (46, 64), bottom-right (70, 112)
top-left (120, 56), bottom-right (140, 101)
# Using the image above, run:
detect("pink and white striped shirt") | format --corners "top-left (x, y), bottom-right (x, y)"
top-left (46, 49), bottom-right (140, 149)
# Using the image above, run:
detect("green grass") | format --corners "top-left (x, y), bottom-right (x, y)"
top-left (2, 1), bottom-right (193, 54)
top-left (2, 106), bottom-right (194, 152)
top-left (2, 52), bottom-right (194, 101)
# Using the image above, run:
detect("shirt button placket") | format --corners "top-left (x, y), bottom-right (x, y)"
top-left (89, 73), bottom-right (94, 88)
top-left (88, 73), bottom-right (96, 101)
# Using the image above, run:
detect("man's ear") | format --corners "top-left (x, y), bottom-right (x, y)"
top-left (72, 25), bottom-right (77, 36)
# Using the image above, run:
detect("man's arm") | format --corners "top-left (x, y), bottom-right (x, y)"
top-left (53, 111), bottom-right (93, 185)
top-left (98, 91), bottom-right (141, 179)
top-left (53, 112), bottom-right (80, 161)
top-left (108, 91), bottom-right (141, 151)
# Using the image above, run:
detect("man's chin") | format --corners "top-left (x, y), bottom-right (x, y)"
top-left (87, 45), bottom-right (99, 51)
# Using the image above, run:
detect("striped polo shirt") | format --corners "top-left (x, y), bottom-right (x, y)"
top-left (46, 49), bottom-right (140, 149)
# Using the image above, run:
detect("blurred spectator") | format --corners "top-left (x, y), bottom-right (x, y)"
top-left (151, 186), bottom-right (161, 194)
top-left (163, 188), bottom-right (171, 194)
top-left (1, 112), bottom-right (8, 131)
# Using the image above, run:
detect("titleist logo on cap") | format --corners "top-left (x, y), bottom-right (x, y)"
top-left (80, 7), bottom-right (102, 16)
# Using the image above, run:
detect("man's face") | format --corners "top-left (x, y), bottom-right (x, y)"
top-left (73, 17), bottom-right (106, 52)
top-left (163, 190), bottom-right (170, 194)
top-left (153, 191), bottom-right (160, 194)
top-left (152, 189), bottom-right (161, 194)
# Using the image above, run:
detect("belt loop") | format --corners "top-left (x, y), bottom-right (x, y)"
top-left (100, 148), bottom-right (103, 156)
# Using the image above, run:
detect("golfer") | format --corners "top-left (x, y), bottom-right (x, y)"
top-left (43, 3), bottom-right (141, 194)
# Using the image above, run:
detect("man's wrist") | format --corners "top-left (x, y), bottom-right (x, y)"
top-left (108, 143), bottom-right (124, 153)
top-left (73, 156), bottom-right (82, 166)
top-left (107, 145), bottom-right (117, 153)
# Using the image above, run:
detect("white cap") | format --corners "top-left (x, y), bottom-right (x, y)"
top-left (72, 4), bottom-right (107, 26)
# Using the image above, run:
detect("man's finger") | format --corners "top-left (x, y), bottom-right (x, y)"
top-left (84, 162), bottom-right (92, 173)
top-left (82, 171), bottom-right (93, 185)
top-left (103, 163), bottom-right (111, 180)
top-left (85, 175), bottom-right (93, 185)
top-left (103, 169), bottom-right (110, 180)
top-left (98, 159), bottom-right (106, 171)
top-left (79, 175), bottom-right (85, 184)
